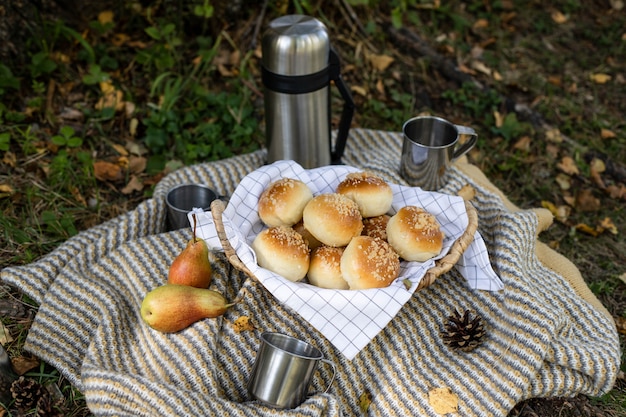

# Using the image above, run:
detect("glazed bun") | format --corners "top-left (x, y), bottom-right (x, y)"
top-left (293, 220), bottom-right (323, 250)
top-left (252, 226), bottom-right (310, 282)
top-left (307, 246), bottom-right (348, 290)
top-left (386, 206), bottom-right (444, 262)
top-left (258, 178), bottom-right (313, 227)
top-left (336, 172), bottom-right (393, 218)
top-left (362, 214), bottom-right (390, 242)
top-left (340, 236), bottom-right (400, 290)
top-left (302, 193), bottom-right (363, 247)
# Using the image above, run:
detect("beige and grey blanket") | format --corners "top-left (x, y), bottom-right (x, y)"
top-left (1, 129), bottom-right (620, 416)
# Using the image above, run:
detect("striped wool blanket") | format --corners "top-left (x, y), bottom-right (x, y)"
top-left (1, 129), bottom-right (620, 416)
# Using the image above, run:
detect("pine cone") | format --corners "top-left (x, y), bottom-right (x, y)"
top-left (10, 376), bottom-right (46, 410)
top-left (442, 309), bottom-right (485, 352)
top-left (36, 391), bottom-right (64, 417)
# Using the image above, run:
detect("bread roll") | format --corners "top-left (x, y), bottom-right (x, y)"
top-left (293, 220), bottom-right (323, 250)
top-left (386, 206), bottom-right (444, 262)
top-left (258, 178), bottom-right (313, 227)
top-left (362, 214), bottom-right (390, 242)
top-left (340, 236), bottom-right (400, 290)
top-left (302, 193), bottom-right (363, 247)
top-left (336, 172), bottom-right (393, 218)
top-left (252, 226), bottom-right (310, 282)
top-left (308, 246), bottom-right (348, 290)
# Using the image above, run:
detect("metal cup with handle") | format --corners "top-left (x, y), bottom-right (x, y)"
top-left (400, 116), bottom-right (478, 190)
top-left (247, 332), bottom-right (336, 409)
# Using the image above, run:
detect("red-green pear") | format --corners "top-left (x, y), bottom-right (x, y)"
top-left (140, 284), bottom-right (233, 333)
top-left (168, 214), bottom-right (212, 288)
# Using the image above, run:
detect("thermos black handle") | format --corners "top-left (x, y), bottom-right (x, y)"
top-left (328, 48), bottom-right (355, 165)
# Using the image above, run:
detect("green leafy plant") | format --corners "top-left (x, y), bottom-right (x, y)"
top-left (0, 132), bottom-right (10, 151)
top-left (51, 126), bottom-right (83, 148)
top-left (0, 64), bottom-right (20, 96)
top-left (490, 113), bottom-right (532, 142)
top-left (82, 64), bottom-right (111, 85)
top-left (442, 82), bottom-right (502, 123)
top-left (137, 22), bottom-right (181, 72)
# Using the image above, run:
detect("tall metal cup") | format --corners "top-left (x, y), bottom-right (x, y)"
top-left (247, 332), bottom-right (336, 409)
top-left (400, 116), bottom-right (478, 190)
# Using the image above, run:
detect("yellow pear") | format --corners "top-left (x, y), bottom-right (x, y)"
top-left (140, 284), bottom-right (233, 333)
top-left (168, 214), bottom-right (212, 288)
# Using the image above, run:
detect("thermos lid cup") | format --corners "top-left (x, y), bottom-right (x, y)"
top-left (262, 15), bottom-right (330, 76)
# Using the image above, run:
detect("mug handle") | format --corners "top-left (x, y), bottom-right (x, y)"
top-left (320, 358), bottom-right (336, 394)
top-left (452, 125), bottom-right (478, 161)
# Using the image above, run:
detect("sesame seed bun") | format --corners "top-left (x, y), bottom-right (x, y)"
top-left (386, 206), bottom-right (444, 262)
top-left (340, 236), bottom-right (400, 290)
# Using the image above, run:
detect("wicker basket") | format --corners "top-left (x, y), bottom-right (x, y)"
top-left (210, 196), bottom-right (478, 295)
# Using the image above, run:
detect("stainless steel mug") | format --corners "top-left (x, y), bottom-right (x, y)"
top-left (165, 184), bottom-right (217, 231)
top-left (247, 332), bottom-right (336, 408)
top-left (262, 15), bottom-right (355, 168)
top-left (400, 116), bottom-right (478, 190)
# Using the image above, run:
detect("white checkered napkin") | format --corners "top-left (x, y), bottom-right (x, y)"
top-left (193, 160), bottom-right (502, 359)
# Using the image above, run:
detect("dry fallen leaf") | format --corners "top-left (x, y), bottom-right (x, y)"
top-left (369, 54), bottom-right (395, 72)
top-left (473, 18), bottom-right (489, 29)
top-left (576, 189), bottom-right (601, 212)
top-left (3, 151), bottom-right (17, 167)
top-left (428, 387), bottom-right (459, 415)
top-left (590, 158), bottom-right (606, 188)
top-left (618, 272), bottom-right (626, 286)
top-left (555, 173), bottom-right (571, 191)
top-left (601, 128), bottom-right (617, 139)
top-left (350, 85), bottom-right (368, 96)
top-left (615, 316), bottom-right (626, 335)
top-left (494, 111), bottom-right (504, 128)
top-left (599, 217), bottom-right (618, 235)
top-left (96, 81), bottom-right (125, 111)
top-left (590, 73), bottom-right (612, 84)
top-left (513, 136), bottom-right (531, 151)
top-left (121, 175), bottom-right (144, 195)
top-left (551, 10), bottom-right (568, 24)
top-left (0, 322), bottom-right (13, 344)
top-left (111, 33), bottom-right (130, 47)
top-left (11, 355), bottom-right (40, 375)
top-left (556, 156), bottom-right (579, 175)
top-left (70, 185), bottom-right (87, 206)
top-left (471, 60), bottom-right (492, 76)
top-left (0, 183), bottom-right (14, 194)
top-left (575, 223), bottom-right (600, 237)
top-left (94, 160), bottom-right (123, 181)
top-left (541, 201), bottom-right (570, 223)
top-left (607, 184), bottom-right (626, 199)
top-left (233, 316), bottom-right (255, 332)
top-left (112, 143), bottom-right (128, 156)
top-left (98, 10), bottom-right (114, 25)
top-left (545, 128), bottom-right (562, 143)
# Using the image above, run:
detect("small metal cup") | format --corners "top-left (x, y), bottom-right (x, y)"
top-left (165, 184), bottom-right (217, 231)
top-left (247, 332), bottom-right (336, 409)
top-left (400, 116), bottom-right (478, 190)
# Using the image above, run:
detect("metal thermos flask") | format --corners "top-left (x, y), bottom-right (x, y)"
top-left (262, 15), bottom-right (355, 168)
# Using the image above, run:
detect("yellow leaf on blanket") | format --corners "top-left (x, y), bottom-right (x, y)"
top-left (457, 184), bottom-right (476, 201)
top-left (359, 391), bottom-right (372, 414)
top-left (428, 387), bottom-right (458, 414)
top-left (233, 316), bottom-right (255, 332)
